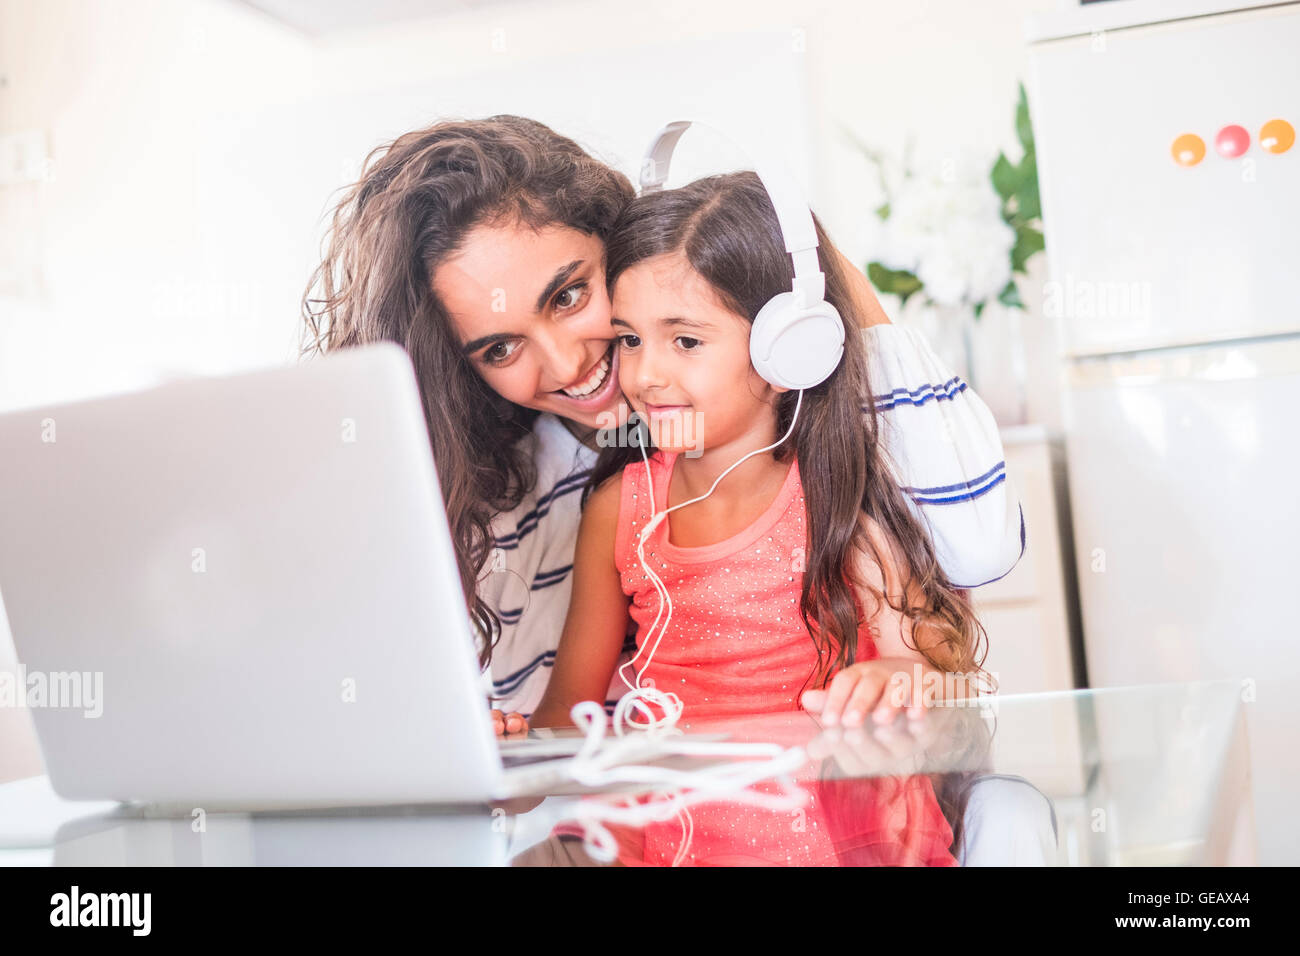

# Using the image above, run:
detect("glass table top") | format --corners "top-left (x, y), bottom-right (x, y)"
top-left (0, 680), bottom-right (1255, 866)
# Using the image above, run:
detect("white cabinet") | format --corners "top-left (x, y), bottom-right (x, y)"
top-left (972, 427), bottom-right (1083, 696)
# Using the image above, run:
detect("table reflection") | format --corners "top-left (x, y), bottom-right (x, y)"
top-left (512, 704), bottom-right (1031, 866)
top-left (1, 681), bottom-right (1250, 867)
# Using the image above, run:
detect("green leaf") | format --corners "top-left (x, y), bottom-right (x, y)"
top-left (1016, 82), bottom-right (1034, 154)
top-left (974, 301), bottom-right (986, 320)
top-left (1010, 224), bottom-right (1046, 273)
top-left (874, 201), bottom-right (890, 221)
top-left (867, 262), bottom-right (923, 304)
top-left (1016, 148), bottom-right (1041, 221)
top-left (997, 279), bottom-right (1024, 309)
top-left (991, 153), bottom-right (1018, 202)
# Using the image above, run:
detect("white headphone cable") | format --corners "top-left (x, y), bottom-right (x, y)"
top-left (614, 389), bottom-right (806, 735)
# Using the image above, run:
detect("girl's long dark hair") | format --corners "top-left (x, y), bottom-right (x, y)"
top-left (590, 172), bottom-right (989, 684)
top-left (301, 115), bottom-right (635, 664)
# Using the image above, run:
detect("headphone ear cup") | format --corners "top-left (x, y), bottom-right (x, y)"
top-left (750, 293), bottom-right (846, 390)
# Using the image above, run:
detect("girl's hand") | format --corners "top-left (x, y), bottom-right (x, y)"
top-left (491, 709), bottom-right (529, 738)
top-left (800, 658), bottom-right (940, 728)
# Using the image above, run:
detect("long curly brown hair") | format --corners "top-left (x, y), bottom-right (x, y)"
top-left (590, 171), bottom-right (990, 687)
top-left (301, 115), bottom-right (635, 663)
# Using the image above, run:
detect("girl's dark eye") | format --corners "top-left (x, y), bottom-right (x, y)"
top-left (676, 336), bottom-right (702, 351)
top-left (617, 333), bottom-right (641, 349)
top-left (555, 282), bottom-right (588, 311)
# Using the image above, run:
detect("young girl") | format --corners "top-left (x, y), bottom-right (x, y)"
top-left (529, 170), bottom-right (988, 734)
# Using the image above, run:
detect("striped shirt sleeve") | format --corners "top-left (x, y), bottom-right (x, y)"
top-left (863, 324), bottom-right (1026, 589)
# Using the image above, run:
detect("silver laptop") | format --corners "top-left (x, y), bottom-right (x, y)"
top-left (0, 343), bottom-right (581, 809)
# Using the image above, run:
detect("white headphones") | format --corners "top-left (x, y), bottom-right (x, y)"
top-left (639, 119), bottom-right (845, 391)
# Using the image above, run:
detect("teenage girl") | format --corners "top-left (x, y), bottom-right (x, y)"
top-left (529, 170), bottom-right (987, 732)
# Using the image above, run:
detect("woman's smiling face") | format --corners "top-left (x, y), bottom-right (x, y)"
top-left (433, 220), bottom-right (625, 430)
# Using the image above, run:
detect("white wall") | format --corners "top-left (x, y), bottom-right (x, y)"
top-left (0, 0), bottom-right (318, 411)
top-left (304, 0), bottom-right (1062, 282)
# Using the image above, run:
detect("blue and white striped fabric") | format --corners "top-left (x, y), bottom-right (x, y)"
top-left (864, 325), bottom-right (1025, 590)
top-left (479, 324), bottom-right (1025, 716)
top-left (477, 414), bottom-right (610, 716)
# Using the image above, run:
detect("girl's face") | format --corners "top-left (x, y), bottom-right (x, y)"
top-left (434, 221), bottom-right (625, 430)
top-left (611, 252), bottom-right (785, 459)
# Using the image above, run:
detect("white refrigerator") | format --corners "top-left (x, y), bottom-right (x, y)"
top-left (1027, 0), bottom-right (1300, 864)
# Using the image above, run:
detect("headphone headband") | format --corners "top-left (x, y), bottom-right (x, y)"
top-left (639, 120), bottom-right (826, 305)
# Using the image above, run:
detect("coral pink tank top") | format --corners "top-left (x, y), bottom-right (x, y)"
top-left (613, 451), bottom-right (878, 721)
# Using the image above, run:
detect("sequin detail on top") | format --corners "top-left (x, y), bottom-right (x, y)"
top-left (613, 450), bottom-right (878, 721)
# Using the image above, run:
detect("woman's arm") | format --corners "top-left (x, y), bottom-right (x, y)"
top-left (528, 476), bottom-right (631, 728)
top-left (832, 246), bottom-right (1025, 588)
top-left (863, 323), bottom-right (1025, 588)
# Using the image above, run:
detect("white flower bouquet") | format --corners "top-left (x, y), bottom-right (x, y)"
top-left (855, 83), bottom-right (1045, 323)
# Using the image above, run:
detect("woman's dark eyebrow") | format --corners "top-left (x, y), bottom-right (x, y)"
top-left (534, 259), bottom-right (583, 313)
